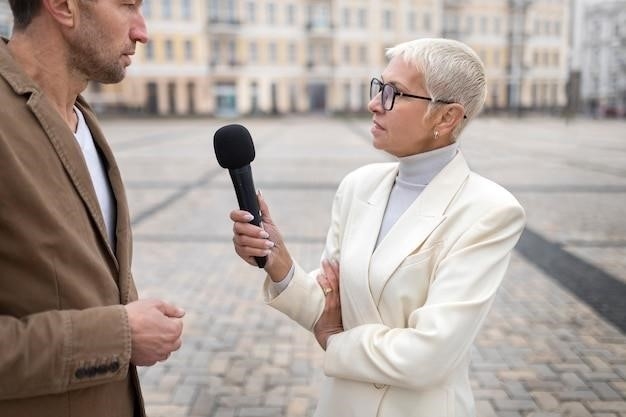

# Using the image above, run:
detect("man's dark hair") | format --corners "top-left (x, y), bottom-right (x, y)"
top-left (8, 0), bottom-right (43, 30)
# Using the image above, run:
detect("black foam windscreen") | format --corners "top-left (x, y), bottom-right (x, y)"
top-left (213, 124), bottom-right (256, 169)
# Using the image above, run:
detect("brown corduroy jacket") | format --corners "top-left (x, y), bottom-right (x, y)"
top-left (0, 39), bottom-right (145, 417)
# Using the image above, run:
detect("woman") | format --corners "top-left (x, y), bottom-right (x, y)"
top-left (230, 38), bottom-right (525, 417)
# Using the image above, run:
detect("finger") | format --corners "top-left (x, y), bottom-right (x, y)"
top-left (233, 221), bottom-right (269, 239)
top-left (321, 260), bottom-right (339, 293)
top-left (230, 209), bottom-right (255, 223)
top-left (233, 233), bottom-right (274, 251)
top-left (233, 240), bottom-right (272, 259)
top-left (316, 272), bottom-right (332, 301)
top-left (158, 301), bottom-right (185, 318)
top-left (172, 337), bottom-right (183, 352)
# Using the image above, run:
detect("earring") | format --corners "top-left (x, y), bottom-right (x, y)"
top-left (434, 130), bottom-right (440, 140)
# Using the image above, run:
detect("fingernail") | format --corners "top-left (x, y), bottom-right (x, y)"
top-left (243, 213), bottom-right (254, 221)
top-left (260, 231), bottom-right (269, 239)
top-left (265, 240), bottom-right (275, 248)
top-left (257, 189), bottom-right (263, 196)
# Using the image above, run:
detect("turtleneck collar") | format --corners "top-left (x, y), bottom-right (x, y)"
top-left (397, 142), bottom-right (460, 186)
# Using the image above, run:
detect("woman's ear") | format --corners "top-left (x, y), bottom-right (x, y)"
top-left (42, 0), bottom-right (78, 28)
top-left (435, 103), bottom-right (465, 138)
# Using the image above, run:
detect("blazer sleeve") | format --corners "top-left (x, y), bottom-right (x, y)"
top-left (263, 174), bottom-right (347, 330)
top-left (0, 305), bottom-right (132, 400)
top-left (323, 202), bottom-right (526, 391)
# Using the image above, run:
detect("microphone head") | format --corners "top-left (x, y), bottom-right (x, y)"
top-left (213, 124), bottom-right (256, 169)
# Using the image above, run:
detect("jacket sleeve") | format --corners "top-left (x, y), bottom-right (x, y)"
top-left (323, 203), bottom-right (526, 390)
top-left (0, 305), bottom-right (132, 400)
top-left (262, 174), bottom-right (348, 329)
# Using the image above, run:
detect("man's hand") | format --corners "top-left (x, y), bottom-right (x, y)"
top-left (125, 299), bottom-right (185, 366)
top-left (314, 259), bottom-right (343, 350)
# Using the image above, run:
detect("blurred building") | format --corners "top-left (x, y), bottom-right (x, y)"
top-left (0, 1), bottom-right (12, 38)
top-left (83, 0), bottom-right (571, 116)
top-left (579, 0), bottom-right (626, 117)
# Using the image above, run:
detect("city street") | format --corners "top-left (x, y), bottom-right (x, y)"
top-left (101, 115), bottom-right (626, 417)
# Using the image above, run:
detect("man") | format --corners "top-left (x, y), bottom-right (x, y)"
top-left (0, 1), bottom-right (184, 416)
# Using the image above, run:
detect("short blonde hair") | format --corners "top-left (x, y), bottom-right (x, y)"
top-left (386, 38), bottom-right (487, 139)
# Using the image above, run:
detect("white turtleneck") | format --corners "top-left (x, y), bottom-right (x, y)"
top-left (375, 142), bottom-right (459, 247)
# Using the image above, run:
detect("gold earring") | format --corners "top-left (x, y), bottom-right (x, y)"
top-left (434, 130), bottom-right (439, 140)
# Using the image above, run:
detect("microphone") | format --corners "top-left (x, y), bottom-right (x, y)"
top-left (213, 124), bottom-right (266, 268)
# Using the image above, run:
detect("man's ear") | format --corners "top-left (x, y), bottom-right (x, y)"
top-left (42, 0), bottom-right (78, 28)
top-left (435, 103), bottom-right (465, 138)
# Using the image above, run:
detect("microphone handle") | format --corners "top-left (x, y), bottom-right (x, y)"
top-left (229, 165), bottom-right (267, 268)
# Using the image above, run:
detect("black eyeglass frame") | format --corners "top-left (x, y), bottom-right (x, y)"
top-left (370, 78), bottom-right (467, 118)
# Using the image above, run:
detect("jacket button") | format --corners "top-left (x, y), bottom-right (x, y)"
top-left (373, 383), bottom-right (387, 390)
top-left (74, 368), bottom-right (86, 379)
top-left (96, 365), bottom-right (109, 374)
top-left (109, 361), bottom-right (120, 372)
top-left (87, 366), bottom-right (98, 377)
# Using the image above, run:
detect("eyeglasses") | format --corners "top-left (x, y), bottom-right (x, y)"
top-left (370, 78), bottom-right (466, 118)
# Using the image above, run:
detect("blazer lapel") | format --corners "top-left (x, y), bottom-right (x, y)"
top-left (340, 167), bottom-right (397, 326)
top-left (369, 153), bottom-right (470, 304)
top-left (27, 93), bottom-right (119, 269)
top-left (77, 100), bottom-right (135, 302)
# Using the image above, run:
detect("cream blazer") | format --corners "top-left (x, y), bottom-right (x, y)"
top-left (264, 152), bottom-right (526, 417)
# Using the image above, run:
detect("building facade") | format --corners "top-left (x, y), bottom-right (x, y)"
top-left (0, 1), bottom-right (12, 38)
top-left (579, 0), bottom-right (626, 117)
top-left (83, 0), bottom-right (571, 116)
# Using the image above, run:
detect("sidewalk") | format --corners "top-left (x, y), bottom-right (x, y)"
top-left (103, 115), bottom-right (626, 417)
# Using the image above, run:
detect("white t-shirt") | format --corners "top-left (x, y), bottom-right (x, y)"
top-left (73, 106), bottom-right (116, 249)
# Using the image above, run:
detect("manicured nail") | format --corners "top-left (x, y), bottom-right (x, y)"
top-left (265, 240), bottom-right (275, 248)
top-left (243, 213), bottom-right (254, 221)
top-left (260, 231), bottom-right (269, 239)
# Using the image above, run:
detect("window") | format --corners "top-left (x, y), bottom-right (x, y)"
top-left (343, 45), bottom-right (351, 64)
top-left (247, 2), bottom-right (256, 23)
top-left (269, 42), bottom-right (277, 63)
top-left (493, 17), bottom-right (501, 34)
top-left (165, 39), bottom-right (174, 60)
top-left (228, 40), bottom-right (236, 64)
top-left (182, 0), bottom-right (191, 19)
top-left (162, 0), bottom-right (171, 18)
top-left (423, 13), bottom-right (431, 31)
top-left (480, 16), bottom-right (488, 34)
top-left (211, 39), bottom-right (220, 64)
top-left (322, 44), bottom-right (330, 64)
top-left (466, 16), bottom-right (474, 34)
top-left (288, 43), bottom-right (297, 63)
top-left (249, 42), bottom-right (258, 63)
top-left (343, 8), bottom-right (351, 27)
top-left (184, 40), bottom-right (193, 61)
top-left (267, 3), bottom-right (276, 25)
top-left (383, 10), bottom-right (394, 30)
top-left (145, 41), bottom-right (154, 60)
top-left (358, 8), bottom-right (367, 28)
top-left (359, 45), bottom-right (368, 64)
top-left (407, 11), bottom-right (416, 32)
top-left (142, 0), bottom-right (151, 18)
top-left (287, 4), bottom-right (296, 25)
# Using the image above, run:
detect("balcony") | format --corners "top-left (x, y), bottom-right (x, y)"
top-left (207, 17), bottom-right (241, 35)
top-left (305, 21), bottom-right (334, 38)
top-left (209, 58), bottom-right (244, 75)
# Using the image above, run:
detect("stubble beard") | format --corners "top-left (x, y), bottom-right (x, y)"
top-left (68, 9), bottom-right (128, 84)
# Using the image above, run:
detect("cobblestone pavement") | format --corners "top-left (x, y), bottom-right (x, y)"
top-left (102, 115), bottom-right (626, 417)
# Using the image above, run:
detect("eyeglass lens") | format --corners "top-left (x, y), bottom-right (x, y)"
top-left (370, 79), bottom-right (393, 110)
